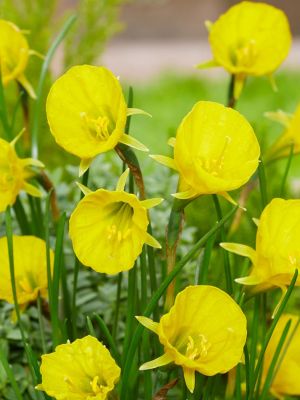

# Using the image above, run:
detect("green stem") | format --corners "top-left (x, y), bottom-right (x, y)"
top-left (31, 15), bottom-right (77, 158)
top-left (212, 194), bottom-right (233, 294)
top-left (13, 197), bottom-right (32, 234)
top-left (257, 160), bottom-right (268, 209)
top-left (227, 74), bottom-right (236, 108)
top-left (0, 72), bottom-right (12, 140)
top-left (280, 143), bottom-right (294, 197)
top-left (120, 206), bottom-right (238, 399)
top-left (197, 233), bottom-right (216, 284)
top-left (112, 272), bottom-right (123, 341)
top-left (93, 313), bottom-right (121, 365)
top-left (37, 294), bottom-right (47, 354)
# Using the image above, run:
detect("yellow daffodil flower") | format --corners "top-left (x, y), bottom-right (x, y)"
top-left (265, 103), bottom-right (300, 162)
top-left (197, 2), bottom-right (292, 99)
top-left (137, 285), bottom-right (247, 393)
top-left (0, 136), bottom-right (44, 213)
top-left (262, 314), bottom-right (300, 399)
top-left (69, 169), bottom-right (162, 274)
top-left (0, 19), bottom-right (36, 98)
top-left (151, 101), bottom-right (260, 203)
top-left (221, 198), bottom-right (300, 292)
top-left (46, 65), bottom-right (149, 176)
top-left (36, 335), bottom-right (120, 400)
top-left (0, 235), bottom-right (54, 308)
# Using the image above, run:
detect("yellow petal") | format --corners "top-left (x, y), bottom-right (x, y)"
top-left (75, 182), bottom-right (92, 196)
top-left (233, 74), bottom-right (246, 100)
top-left (79, 158), bottom-right (93, 177)
top-left (139, 353), bottom-right (172, 370)
top-left (17, 74), bottom-right (36, 99)
top-left (183, 368), bottom-right (195, 393)
top-left (145, 233), bottom-right (161, 249)
top-left (116, 168), bottom-right (130, 191)
top-left (136, 316), bottom-right (159, 334)
top-left (195, 59), bottom-right (219, 69)
top-left (264, 110), bottom-right (293, 127)
top-left (140, 198), bottom-right (163, 209)
top-left (127, 108), bottom-right (152, 118)
top-left (20, 158), bottom-right (45, 168)
top-left (220, 243), bottom-right (256, 264)
top-left (119, 133), bottom-right (149, 152)
top-left (24, 182), bottom-right (42, 197)
top-left (172, 188), bottom-right (198, 199)
top-left (10, 128), bottom-right (25, 147)
top-left (235, 276), bottom-right (262, 285)
top-left (150, 154), bottom-right (177, 170)
top-left (252, 217), bottom-right (260, 227)
top-left (167, 137), bottom-right (176, 147)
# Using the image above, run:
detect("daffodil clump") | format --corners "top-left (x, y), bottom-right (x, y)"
top-left (0, 2), bottom-right (299, 400)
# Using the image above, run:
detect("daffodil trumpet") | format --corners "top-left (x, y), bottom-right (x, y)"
top-left (46, 65), bottom-right (151, 177)
top-left (197, 2), bottom-right (292, 100)
top-left (69, 169), bottom-right (163, 274)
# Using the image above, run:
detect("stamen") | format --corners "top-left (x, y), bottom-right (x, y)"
top-left (80, 112), bottom-right (111, 141)
top-left (199, 135), bottom-right (232, 177)
top-left (185, 334), bottom-right (211, 360)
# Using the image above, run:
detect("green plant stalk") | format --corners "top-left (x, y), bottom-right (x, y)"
top-left (259, 319), bottom-right (292, 399)
top-left (13, 197), bottom-right (32, 235)
top-left (249, 295), bottom-right (260, 392)
top-left (280, 143), bottom-right (294, 197)
top-left (93, 313), bottom-right (121, 366)
top-left (197, 233), bottom-right (216, 284)
top-left (44, 191), bottom-right (53, 306)
top-left (31, 14), bottom-right (77, 159)
top-left (112, 272), bottom-right (123, 341)
top-left (5, 207), bottom-right (46, 399)
top-left (0, 346), bottom-right (23, 400)
top-left (71, 169), bottom-right (89, 339)
top-left (258, 159), bottom-right (268, 209)
top-left (250, 269), bottom-right (298, 397)
top-left (120, 205), bottom-right (238, 399)
top-left (0, 71), bottom-right (12, 141)
top-left (243, 344), bottom-right (251, 400)
top-left (37, 294), bottom-right (47, 354)
top-left (212, 194), bottom-right (233, 294)
top-left (51, 212), bottom-right (67, 347)
top-left (86, 316), bottom-right (96, 337)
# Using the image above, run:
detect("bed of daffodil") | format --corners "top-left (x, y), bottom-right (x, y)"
top-left (1, 1), bottom-right (300, 400)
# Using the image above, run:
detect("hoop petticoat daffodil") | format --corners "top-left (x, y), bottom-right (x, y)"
top-left (151, 101), bottom-right (260, 204)
top-left (0, 19), bottom-right (37, 98)
top-left (69, 169), bottom-right (162, 274)
top-left (0, 235), bottom-right (54, 309)
top-left (0, 135), bottom-right (44, 213)
top-left (221, 198), bottom-right (300, 293)
top-left (36, 335), bottom-right (120, 400)
top-left (264, 104), bottom-right (300, 162)
top-left (262, 314), bottom-right (300, 399)
top-left (137, 285), bottom-right (247, 393)
top-left (46, 65), bottom-right (150, 177)
top-left (197, 2), bottom-right (292, 99)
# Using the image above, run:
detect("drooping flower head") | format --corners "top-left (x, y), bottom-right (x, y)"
top-left (198, 2), bottom-right (292, 99)
top-left (46, 65), bottom-right (149, 176)
top-left (265, 103), bottom-right (300, 162)
top-left (0, 136), bottom-right (44, 213)
top-left (69, 169), bottom-right (162, 274)
top-left (137, 285), bottom-right (247, 393)
top-left (151, 101), bottom-right (260, 203)
top-left (0, 235), bottom-right (54, 308)
top-left (36, 335), bottom-right (120, 400)
top-left (221, 198), bottom-right (300, 291)
top-left (0, 19), bottom-right (36, 98)
top-left (262, 314), bottom-right (300, 398)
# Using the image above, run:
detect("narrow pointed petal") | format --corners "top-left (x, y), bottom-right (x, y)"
top-left (116, 168), bottom-right (130, 191)
top-left (150, 155), bottom-right (177, 170)
top-left (167, 137), bottom-right (176, 147)
top-left (119, 134), bottom-right (149, 152)
top-left (252, 217), bottom-right (260, 227)
top-left (172, 188), bottom-right (198, 199)
top-left (204, 20), bottom-right (213, 32)
top-left (183, 368), bottom-right (195, 393)
top-left (136, 316), bottom-right (159, 334)
top-left (10, 128), bottom-right (25, 147)
top-left (195, 59), bottom-right (219, 69)
top-left (268, 74), bottom-right (278, 92)
top-left (76, 182), bottom-right (92, 196)
top-left (79, 158), bottom-right (93, 177)
top-left (28, 49), bottom-right (45, 59)
top-left (235, 275), bottom-right (262, 285)
top-left (24, 182), bottom-right (42, 197)
top-left (140, 198), bottom-right (163, 209)
top-left (127, 108), bottom-right (152, 118)
top-left (145, 233), bottom-right (161, 249)
top-left (220, 243), bottom-right (256, 263)
top-left (233, 73), bottom-right (246, 100)
top-left (17, 74), bottom-right (36, 99)
top-left (218, 191), bottom-right (245, 209)
top-left (139, 353), bottom-right (173, 371)
top-left (20, 158), bottom-right (45, 168)
top-left (271, 286), bottom-right (287, 319)
top-left (264, 110), bottom-right (292, 127)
